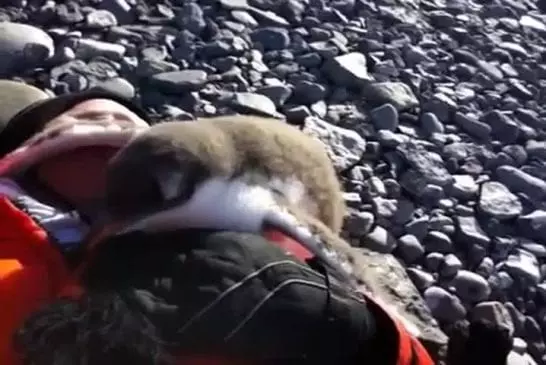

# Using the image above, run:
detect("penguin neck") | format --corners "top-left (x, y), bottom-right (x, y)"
top-left (121, 176), bottom-right (299, 235)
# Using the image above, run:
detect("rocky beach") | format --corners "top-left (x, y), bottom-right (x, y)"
top-left (2, 0), bottom-right (546, 363)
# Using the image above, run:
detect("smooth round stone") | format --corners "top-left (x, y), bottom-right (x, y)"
top-left (407, 267), bottom-right (436, 291)
top-left (0, 22), bottom-right (54, 76)
top-left (397, 234), bottom-right (425, 263)
top-left (424, 286), bottom-right (467, 323)
top-left (93, 77), bottom-right (136, 99)
top-left (371, 103), bottom-right (399, 131)
top-left (441, 253), bottom-right (462, 277)
top-left (425, 252), bottom-right (445, 272)
top-left (452, 269), bottom-right (491, 303)
top-left (476, 257), bottom-right (495, 278)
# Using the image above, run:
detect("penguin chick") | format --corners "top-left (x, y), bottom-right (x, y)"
top-left (105, 115), bottom-right (346, 235)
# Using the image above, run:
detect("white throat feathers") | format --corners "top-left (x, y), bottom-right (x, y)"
top-left (121, 176), bottom-right (308, 236)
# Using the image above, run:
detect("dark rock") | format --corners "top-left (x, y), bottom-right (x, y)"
top-left (149, 70), bottom-right (208, 93)
top-left (453, 112), bottom-right (491, 139)
top-left (292, 81), bottom-right (327, 104)
top-left (424, 286), bottom-right (467, 323)
top-left (496, 165), bottom-right (546, 200)
top-left (456, 215), bottom-right (491, 248)
top-left (371, 103), bottom-right (399, 131)
top-left (176, 3), bottom-right (206, 35)
top-left (396, 234), bottom-right (425, 264)
top-left (250, 27), bottom-right (291, 51)
top-left (420, 112), bottom-right (444, 135)
top-left (424, 231), bottom-right (453, 253)
top-left (398, 142), bottom-right (453, 187)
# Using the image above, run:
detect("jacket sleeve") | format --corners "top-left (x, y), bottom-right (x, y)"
top-left (0, 196), bottom-right (72, 365)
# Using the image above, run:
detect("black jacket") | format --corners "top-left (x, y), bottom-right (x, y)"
top-left (17, 229), bottom-right (380, 365)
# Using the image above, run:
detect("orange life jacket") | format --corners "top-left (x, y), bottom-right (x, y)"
top-left (0, 197), bottom-right (73, 365)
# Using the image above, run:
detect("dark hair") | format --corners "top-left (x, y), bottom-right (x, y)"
top-left (14, 291), bottom-right (171, 365)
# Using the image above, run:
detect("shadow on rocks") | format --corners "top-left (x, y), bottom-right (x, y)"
top-left (444, 319), bottom-right (512, 365)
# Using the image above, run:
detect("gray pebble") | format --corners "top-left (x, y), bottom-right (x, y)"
top-left (478, 181), bottom-right (523, 220)
top-left (441, 253), bottom-right (462, 277)
top-left (497, 165), bottom-right (546, 200)
top-left (344, 211), bottom-right (374, 237)
top-left (407, 267), bottom-right (436, 291)
top-left (362, 225), bottom-right (397, 253)
top-left (472, 301), bottom-right (515, 338)
top-left (424, 230), bottom-right (453, 253)
top-left (452, 269), bottom-right (492, 303)
top-left (0, 22), bottom-right (54, 75)
top-left (454, 111), bottom-right (492, 140)
top-left (425, 252), bottom-right (445, 272)
top-left (371, 103), bottom-right (399, 131)
top-left (420, 112), bottom-right (444, 135)
top-left (150, 70), bottom-right (208, 93)
top-left (424, 286), bottom-right (467, 323)
top-left (396, 234), bottom-right (425, 264)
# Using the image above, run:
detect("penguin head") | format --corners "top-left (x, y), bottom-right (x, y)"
top-left (103, 121), bottom-right (314, 237)
top-left (105, 121), bottom-right (237, 221)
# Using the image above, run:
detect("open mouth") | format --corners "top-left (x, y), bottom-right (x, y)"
top-left (0, 120), bottom-right (149, 177)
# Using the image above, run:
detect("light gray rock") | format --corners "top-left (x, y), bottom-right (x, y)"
top-left (452, 269), bottom-right (492, 303)
top-left (507, 351), bottom-right (537, 365)
top-left (362, 225), bottom-right (397, 253)
top-left (0, 22), bottom-right (54, 76)
top-left (150, 70), bottom-right (209, 93)
top-left (424, 286), bottom-right (467, 323)
top-left (451, 174), bottom-right (478, 200)
top-left (456, 215), bottom-right (491, 247)
top-left (75, 38), bottom-right (126, 61)
top-left (322, 52), bottom-right (373, 88)
top-left (500, 249), bottom-right (541, 284)
top-left (479, 181), bottom-right (523, 220)
top-left (352, 248), bottom-right (448, 358)
top-left (229, 92), bottom-right (282, 118)
top-left (303, 116), bottom-right (366, 172)
top-left (363, 82), bottom-right (419, 111)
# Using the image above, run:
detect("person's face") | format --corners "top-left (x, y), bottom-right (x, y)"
top-left (46, 98), bottom-right (149, 130)
top-left (35, 98), bottom-right (148, 210)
